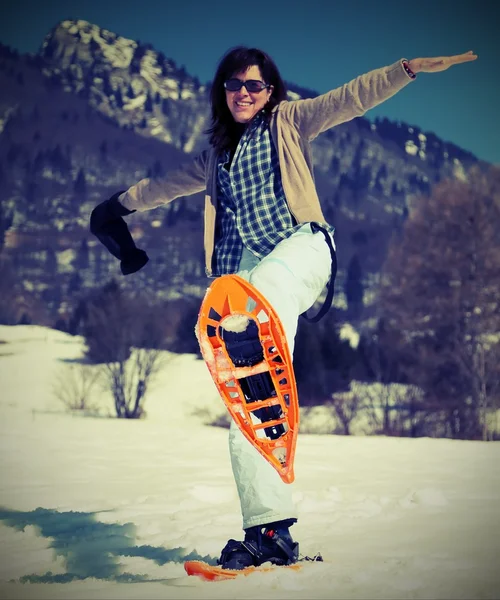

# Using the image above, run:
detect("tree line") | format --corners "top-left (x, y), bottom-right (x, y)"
top-left (2, 167), bottom-right (499, 438)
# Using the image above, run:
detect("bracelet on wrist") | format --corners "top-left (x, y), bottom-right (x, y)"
top-left (402, 59), bottom-right (416, 79)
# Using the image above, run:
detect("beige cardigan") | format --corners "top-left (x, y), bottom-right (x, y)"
top-left (120, 60), bottom-right (413, 276)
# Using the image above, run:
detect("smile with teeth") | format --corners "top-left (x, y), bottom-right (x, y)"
top-left (236, 101), bottom-right (252, 107)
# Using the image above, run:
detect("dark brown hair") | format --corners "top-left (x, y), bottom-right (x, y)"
top-left (206, 46), bottom-right (288, 152)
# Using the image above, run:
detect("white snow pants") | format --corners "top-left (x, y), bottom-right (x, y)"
top-left (228, 224), bottom-right (334, 529)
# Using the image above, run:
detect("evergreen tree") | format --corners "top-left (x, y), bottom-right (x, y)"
top-left (0, 261), bottom-right (20, 324)
top-left (68, 272), bottom-right (82, 295)
top-left (0, 195), bottom-right (13, 253)
top-left (102, 73), bottom-right (113, 97)
top-left (144, 91), bottom-right (153, 113)
top-left (74, 168), bottom-right (87, 196)
top-left (115, 88), bottom-right (124, 108)
top-left (152, 159), bottom-right (163, 178)
top-left (344, 255), bottom-right (364, 319)
top-left (293, 312), bottom-right (358, 405)
top-left (76, 238), bottom-right (90, 270)
top-left (51, 145), bottom-right (70, 173)
top-left (99, 140), bottom-right (108, 159)
top-left (130, 45), bottom-right (147, 74)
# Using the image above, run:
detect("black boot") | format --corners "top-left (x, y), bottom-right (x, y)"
top-left (219, 315), bottom-right (264, 367)
top-left (220, 315), bottom-right (285, 439)
top-left (218, 519), bottom-right (299, 570)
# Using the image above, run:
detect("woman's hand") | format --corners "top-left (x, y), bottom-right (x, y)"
top-left (408, 51), bottom-right (477, 74)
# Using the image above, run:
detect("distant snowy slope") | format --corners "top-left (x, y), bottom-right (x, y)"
top-left (0, 325), bottom-right (220, 423)
top-left (0, 325), bottom-right (499, 599)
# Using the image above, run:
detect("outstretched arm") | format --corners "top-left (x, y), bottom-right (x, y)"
top-left (119, 150), bottom-right (208, 212)
top-left (408, 50), bottom-right (477, 74)
top-left (283, 51), bottom-right (478, 140)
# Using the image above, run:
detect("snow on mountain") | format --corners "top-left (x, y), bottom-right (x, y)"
top-left (0, 324), bottom-right (499, 599)
top-left (339, 323), bottom-right (360, 348)
top-left (39, 19), bottom-right (209, 152)
top-left (0, 18), bottom-right (487, 343)
top-left (59, 20), bottom-right (136, 70)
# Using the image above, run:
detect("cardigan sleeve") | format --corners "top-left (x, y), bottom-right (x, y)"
top-left (119, 149), bottom-right (208, 212)
top-left (280, 60), bottom-right (414, 141)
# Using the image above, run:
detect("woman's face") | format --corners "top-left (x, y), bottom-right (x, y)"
top-left (225, 65), bottom-right (273, 123)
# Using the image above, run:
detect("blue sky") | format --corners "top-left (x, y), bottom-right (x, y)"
top-left (1, 0), bottom-right (498, 164)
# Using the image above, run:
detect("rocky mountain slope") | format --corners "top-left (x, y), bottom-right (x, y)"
top-left (0, 19), bottom-right (483, 329)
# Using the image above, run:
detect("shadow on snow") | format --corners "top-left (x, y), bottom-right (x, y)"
top-left (0, 506), bottom-right (217, 583)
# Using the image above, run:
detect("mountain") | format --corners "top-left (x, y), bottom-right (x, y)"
top-left (39, 19), bottom-right (209, 153)
top-left (0, 19), bottom-right (485, 332)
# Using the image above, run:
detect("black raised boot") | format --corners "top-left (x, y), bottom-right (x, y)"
top-left (219, 315), bottom-right (286, 439)
top-left (219, 315), bottom-right (264, 366)
top-left (218, 519), bottom-right (299, 570)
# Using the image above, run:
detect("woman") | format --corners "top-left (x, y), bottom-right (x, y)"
top-left (90, 47), bottom-right (477, 569)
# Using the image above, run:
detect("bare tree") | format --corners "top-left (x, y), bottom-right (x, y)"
top-left (103, 344), bottom-right (165, 418)
top-left (52, 363), bottom-right (101, 413)
top-left (359, 381), bottom-right (427, 437)
top-left (330, 391), bottom-right (362, 435)
top-left (358, 318), bottom-right (414, 434)
top-left (83, 281), bottom-right (169, 418)
top-left (328, 380), bottom-right (424, 436)
top-left (473, 340), bottom-right (500, 440)
top-left (360, 382), bottom-right (401, 436)
top-left (379, 166), bottom-right (500, 439)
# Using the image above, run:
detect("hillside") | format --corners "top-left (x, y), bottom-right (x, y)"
top-left (0, 19), bottom-right (485, 331)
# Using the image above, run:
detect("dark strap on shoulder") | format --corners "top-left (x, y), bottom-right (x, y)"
top-left (301, 222), bottom-right (337, 323)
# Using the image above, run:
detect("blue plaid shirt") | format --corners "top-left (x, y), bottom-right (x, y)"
top-left (213, 113), bottom-right (305, 275)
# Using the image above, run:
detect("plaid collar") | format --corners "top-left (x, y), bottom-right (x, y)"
top-left (214, 110), bottom-right (300, 275)
top-left (221, 111), bottom-right (266, 160)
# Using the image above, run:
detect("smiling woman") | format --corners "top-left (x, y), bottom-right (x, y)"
top-left (208, 47), bottom-right (288, 150)
top-left (90, 43), bottom-right (477, 573)
top-left (224, 66), bottom-right (273, 123)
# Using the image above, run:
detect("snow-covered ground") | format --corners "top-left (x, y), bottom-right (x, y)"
top-left (0, 325), bottom-right (499, 599)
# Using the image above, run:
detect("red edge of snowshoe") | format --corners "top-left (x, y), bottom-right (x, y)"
top-left (196, 274), bottom-right (299, 484)
top-left (184, 560), bottom-right (302, 581)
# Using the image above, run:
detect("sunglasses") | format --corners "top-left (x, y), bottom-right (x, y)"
top-left (224, 78), bottom-right (271, 93)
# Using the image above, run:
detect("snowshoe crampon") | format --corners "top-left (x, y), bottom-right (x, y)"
top-left (184, 552), bottom-right (322, 581)
top-left (196, 274), bottom-right (299, 483)
top-left (184, 559), bottom-right (302, 581)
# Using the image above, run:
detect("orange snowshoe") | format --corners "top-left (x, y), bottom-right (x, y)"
top-left (196, 274), bottom-right (299, 484)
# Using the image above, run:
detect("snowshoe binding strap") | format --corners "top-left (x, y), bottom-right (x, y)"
top-left (301, 222), bottom-right (337, 323)
top-left (263, 529), bottom-right (299, 564)
top-left (300, 552), bottom-right (324, 562)
top-left (218, 529), bottom-right (299, 569)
